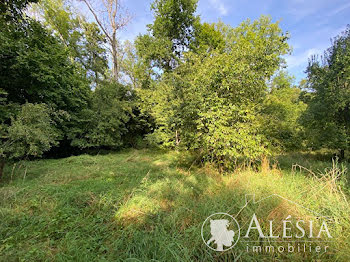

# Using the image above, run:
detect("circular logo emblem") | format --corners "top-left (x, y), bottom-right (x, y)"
top-left (201, 212), bottom-right (240, 251)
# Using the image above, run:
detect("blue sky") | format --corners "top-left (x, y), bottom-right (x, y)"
top-left (115, 0), bottom-right (350, 83)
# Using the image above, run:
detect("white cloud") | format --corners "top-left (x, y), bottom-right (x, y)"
top-left (286, 48), bottom-right (323, 69)
top-left (286, 24), bottom-right (346, 70)
top-left (209, 0), bottom-right (228, 16)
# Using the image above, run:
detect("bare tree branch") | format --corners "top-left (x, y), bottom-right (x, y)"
top-left (79, 0), bottom-right (131, 80)
top-left (79, 0), bottom-right (112, 43)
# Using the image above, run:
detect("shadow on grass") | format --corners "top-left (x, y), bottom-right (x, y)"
top-left (0, 149), bottom-right (349, 261)
top-left (110, 155), bottom-right (346, 261)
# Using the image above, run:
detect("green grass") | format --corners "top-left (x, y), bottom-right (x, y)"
top-left (0, 149), bottom-right (349, 261)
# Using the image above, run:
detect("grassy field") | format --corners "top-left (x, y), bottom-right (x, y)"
top-left (0, 149), bottom-right (350, 261)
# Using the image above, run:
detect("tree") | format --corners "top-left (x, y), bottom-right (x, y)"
top-left (79, 0), bottom-right (131, 80)
top-left (70, 82), bottom-right (132, 149)
top-left (119, 40), bottom-right (142, 89)
top-left (32, 0), bottom-right (108, 85)
top-left (140, 16), bottom-right (290, 167)
top-left (0, 0), bottom-right (92, 158)
top-left (0, 103), bottom-right (59, 179)
top-left (301, 26), bottom-right (350, 158)
top-left (190, 22), bottom-right (225, 54)
top-left (0, 0), bottom-right (38, 23)
top-left (149, 0), bottom-right (199, 57)
top-left (260, 71), bottom-right (306, 152)
top-left (135, 0), bottom-right (199, 74)
top-left (0, 16), bottom-right (91, 109)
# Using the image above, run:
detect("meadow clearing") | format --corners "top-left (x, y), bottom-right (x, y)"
top-left (1, 149), bottom-right (349, 261)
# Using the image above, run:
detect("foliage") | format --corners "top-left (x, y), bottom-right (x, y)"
top-left (191, 22), bottom-right (225, 53)
top-left (136, 0), bottom-right (200, 73)
top-left (0, 0), bottom-right (38, 23)
top-left (2, 0), bottom-right (349, 170)
top-left (3, 103), bottom-right (59, 159)
top-left (150, 0), bottom-right (199, 55)
top-left (70, 82), bottom-right (132, 149)
top-left (119, 40), bottom-right (141, 89)
top-left (0, 0), bottom-right (92, 159)
top-left (301, 26), bottom-right (350, 155)
top-left (34, 0), bottom-right (108, 85)
top-left (0, 13), bottom-right (91, 111)
top-left (141, 16), bottom-right (290, 167)
top-left (0, 103), bottom-right (59, 178)
top-left (79, 0), bottom-right (131, 81)
top-left (260, 71), bottom-right (307, 152)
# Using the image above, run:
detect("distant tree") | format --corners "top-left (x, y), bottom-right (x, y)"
top-left (32, 0), bottom-right (108, 85)
top-left (135, 0), bottom-right (199, 74)
top-left (301, 26), bottom-right (350, 158)
top-left (70, 82), bottom-right (132, 149)
top-left (260, 71), bottom-right (306, 152)
top-left (119, 40), bottom-right (142, 89)
top-left (79, 0), bottom-right (131, 80)
top-left (150, 0), bottom-right (199, 57)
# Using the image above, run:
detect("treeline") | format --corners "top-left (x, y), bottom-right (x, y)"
top-left (1, 0), bottom-right (350, 176)
top-left (0, 0), bottom-right (149, 178)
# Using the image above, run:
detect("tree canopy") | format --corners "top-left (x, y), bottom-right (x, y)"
top-left (301, 26), bottom-right (350, 158)
top-left (1, 0), bottom-right (349, 174)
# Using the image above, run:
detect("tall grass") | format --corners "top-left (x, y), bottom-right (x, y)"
top-left (0, 149), bottom-right (349, 261)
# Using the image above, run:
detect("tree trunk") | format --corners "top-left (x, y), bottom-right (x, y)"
top-left (340, 149), bottom-right (345, 161)
top-left (81, 0), bottom-right (131, 82)
top-left (111, 38), bottom-right (118, 81)
top-left (0, 159), bottom-right (5, 180)
top-left (175, 129), bottom-right (180, 146)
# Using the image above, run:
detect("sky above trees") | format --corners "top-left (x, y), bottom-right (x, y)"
top-left (87, 0), bottom-right (349, 83)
